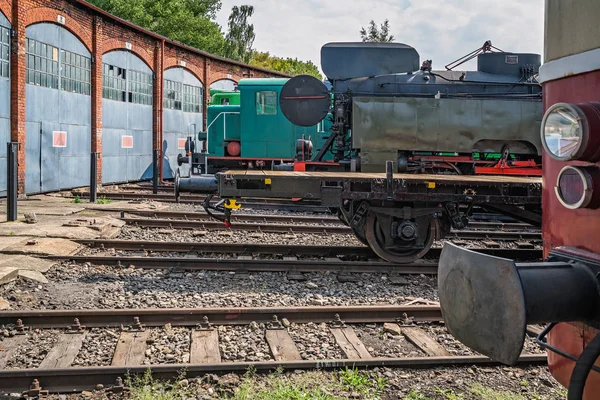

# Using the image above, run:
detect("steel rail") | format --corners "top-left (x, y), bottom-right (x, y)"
top-left (47, 255), bottom-right (440, 274)
top-left (125, 210), bottom-right (341, 224)
top-left (0, 305), bottom-right (443, 328)
top-left (77, 240), bottom-right (376, 257)
top-left (121, 217), bottom-right (542, 240)
top-left (0, 355), bottom-right (546, 393)
top-left (119, 210), bottom-right (532, 231)
top-left (76, 191), bottom-right (324, 207)
top-left (121, 217), bottom-right (352, 234)
top-left (75, 240), bottom-right (543, 261)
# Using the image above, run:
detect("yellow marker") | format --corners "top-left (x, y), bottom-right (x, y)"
top-left (224, 199), bottom-right (242, 210)
top-left (427, 182), bottom-right (436, 189)
top-left (265, 178), bottom-right (272, 185)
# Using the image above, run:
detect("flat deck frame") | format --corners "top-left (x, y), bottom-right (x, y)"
top-left (217, 170), bottom-right (542, 207)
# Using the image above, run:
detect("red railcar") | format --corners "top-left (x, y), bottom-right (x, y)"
top-left (438, 1), bottom-right (600, 399)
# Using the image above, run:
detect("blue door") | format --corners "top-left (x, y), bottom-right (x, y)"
top-left (25, 122), bottom-right (42, 194)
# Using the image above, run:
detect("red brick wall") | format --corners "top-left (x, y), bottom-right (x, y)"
top-left (8, 0), bottom-right (288, 194)
top-left (0, 0), bottom-right (12, 23)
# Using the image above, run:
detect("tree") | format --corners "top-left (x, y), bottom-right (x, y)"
top-left (224, 6), bottom-right (255, 64)
top-left (89, 0), bottom-right (320, 77)
top-left (360, 19), bottom-right (395, 42)
top-left (250, 51), bottom-right (322, 80)
top-left (88, 0), bottom-right (227, 55)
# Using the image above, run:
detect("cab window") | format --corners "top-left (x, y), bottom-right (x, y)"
top-left (256, 91), bottom-right (277, 115)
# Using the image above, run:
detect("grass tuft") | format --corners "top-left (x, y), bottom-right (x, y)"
top-left (231, 369), bottom-right (337, 400)
top-left (338, 367), bottom-right (387, 399)
top-left (96, 196), bottom-right (112, 204)
top-left (127, 370), bottom-right (194, 400)
top-left (469, 384), bottom-right (525, 400)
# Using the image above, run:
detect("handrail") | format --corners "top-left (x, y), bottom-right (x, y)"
top-left (203, 112), bottom-right (241, 153)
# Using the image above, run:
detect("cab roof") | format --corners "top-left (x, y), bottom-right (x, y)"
top-left (238, 78), bottom-right (290, 86)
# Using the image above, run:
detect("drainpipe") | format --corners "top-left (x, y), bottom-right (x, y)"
top-left (159, 39), bottom-right (166, 183)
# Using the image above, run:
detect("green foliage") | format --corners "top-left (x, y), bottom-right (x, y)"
top-left (72, 194), bottom-right (81, 204)
top-left (360, 19), bottom-right (395, 42)
top-left (435, 388), bottom-right (465, 400)
top-left (88, 0), bottom-right (321, 77)
top-left (96, 196), bottom-right (112, 205)
top-left (250, 51), bottom-right (322, 80)
top-left (87, 0), bottom-right (227, 55)
top-left (469, 384), bottom-right (525, 400)
top-left (127, 370), bottom-right (195, 400)
top-left (402, 389), bottom-right (433, 400)
top-left (232, 369), bottom-right (337, 400)
top-left (338, 367), bottom-right (387, 399)
top-left (225, 5), bottom-right (255, 64)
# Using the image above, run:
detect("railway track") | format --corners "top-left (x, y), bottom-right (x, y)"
top-left (77, 239), bottom-right (542, 259)
top-left (76, 191), bottom-right (329, 211)
top-left (120, 216), bottom-right (542, 241)
top-left (0, 305), bottom-right (546, 393)
top-left (52, 244), bottom-right (542, 274)
top-left (120, 210), bottom-right (534, 231)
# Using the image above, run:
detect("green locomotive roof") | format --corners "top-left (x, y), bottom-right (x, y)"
top-left (237, 78), bottom-right (290, 86)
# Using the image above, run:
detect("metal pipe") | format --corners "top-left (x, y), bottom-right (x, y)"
top-left (90, 152), bottom-right (98, 203)
top-left (177, 175), bottom-right (218, 194)
top-left (7, 142), bottom-right (18, 222)
top-left (519, 262), bottom-right (600, 324)
top-left (152, 149), bottom-right (159, 194)
top-left (158, 39), bottom-right (165, 183)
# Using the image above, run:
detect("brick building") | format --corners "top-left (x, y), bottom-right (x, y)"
top-left (0, 0), bottom-right (289, 195)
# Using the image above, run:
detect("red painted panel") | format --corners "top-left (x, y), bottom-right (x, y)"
top-left (547, 323), bottom-right (600, 399)
top-left (542, 69), bottom-right (600, 258)
top-left (177, 138), bottom-right (187, 150)
top-left (121, 135), bottom-right (133, 149)
top-left (52, 131), bottom-right (67, 148)
top-left (542, 69), bottom-right (600, 399)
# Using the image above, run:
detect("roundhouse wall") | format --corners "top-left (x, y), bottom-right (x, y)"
top-left (2, 0), bottom-right (289, 194)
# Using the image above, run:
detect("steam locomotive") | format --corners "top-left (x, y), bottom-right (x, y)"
top-left (439, 1), bottom-right (600, 398)
top-left (180, 41), bottom-right (543, 177)
top-left (278, 41), bottom-right (543, 176)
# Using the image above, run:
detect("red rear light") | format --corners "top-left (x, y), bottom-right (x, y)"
top-left (555, 166), bottom-right (600, 210)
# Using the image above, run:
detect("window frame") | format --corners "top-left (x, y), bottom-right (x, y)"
top-left (25, 38), bottom-right (59, 89)
top-left (255, 91), bottom-right (278, 115)
top-left (182, 83), bottom-right (204, 113)
top-left (163, 79), bottom-right (183, 110)
top-left (128, 69), bottom-right (153, 106)
top-left (0, 25), bottom-right (9, 79)
top-left (60, 48), bottom-right (91, 96)
top-left (102, 62), bottom-right (127, 102)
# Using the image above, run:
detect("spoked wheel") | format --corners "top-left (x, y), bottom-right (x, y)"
top-left (365, 212), bottom-right (438, 264)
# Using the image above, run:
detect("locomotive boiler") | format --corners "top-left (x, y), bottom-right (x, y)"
top-left (280, 41), bottom-right (543, 176)
top-left (438, 1), bottom-right (600, 398)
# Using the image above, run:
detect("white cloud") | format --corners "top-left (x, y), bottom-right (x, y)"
top-left (216, 0), bottom-right (544, 74)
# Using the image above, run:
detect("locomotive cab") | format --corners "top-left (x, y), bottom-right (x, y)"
top-left (438, 4), bottom-right (600, 394)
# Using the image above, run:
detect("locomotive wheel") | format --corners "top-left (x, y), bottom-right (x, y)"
top-left (352, 226), bottom-right (369, 246)
top-left (365, 212), bottom-right (437, 264)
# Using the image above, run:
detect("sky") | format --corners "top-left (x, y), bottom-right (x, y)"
top-left (216, 0), bottom-right (544, 72)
